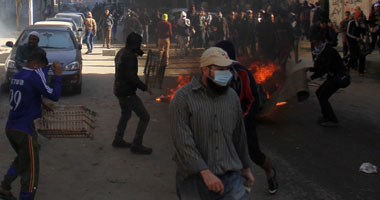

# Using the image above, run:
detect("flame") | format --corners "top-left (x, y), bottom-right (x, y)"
top-left (156, 75), bottom-right (192, 103)
top-left (167, 75), bottom-right (192, 100)
top-left (266, 92), bottom-right (270, 99)
top-left (248, 61), bottom-right (281, 84)
top-left (276, 102), bottom-right (287, 106)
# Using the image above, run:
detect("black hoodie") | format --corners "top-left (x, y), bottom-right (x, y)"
top-left (114, 33), bottom-right (146, 97)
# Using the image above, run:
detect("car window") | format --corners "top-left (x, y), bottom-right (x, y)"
top-left (18, 30), bottom-right (75, 49)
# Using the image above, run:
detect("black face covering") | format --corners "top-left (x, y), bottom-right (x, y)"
top-left (206, 77), bottom-right (229, 95)
top-left (135, 48), bottom-right (144, 56)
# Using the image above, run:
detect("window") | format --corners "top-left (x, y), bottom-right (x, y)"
top-left (18, 30), bottom-right (75, 49)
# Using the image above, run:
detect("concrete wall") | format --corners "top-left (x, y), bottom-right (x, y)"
top-left (329, 0), bottom-right (373, 25)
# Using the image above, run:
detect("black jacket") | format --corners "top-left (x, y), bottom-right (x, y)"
top-left (99, 14), bottom-right (114, 28)
top-left (346, 19), bottom-right (368, 42)
top-left (309, 24), bottom-right (338, 46)
top-left (310, 43), bottom-right (346, 80)
top-left (114, 48), bottom-right (147, 97)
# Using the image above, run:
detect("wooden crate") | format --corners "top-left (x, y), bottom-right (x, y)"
top-left (34, 105), bottom-right (96, 139)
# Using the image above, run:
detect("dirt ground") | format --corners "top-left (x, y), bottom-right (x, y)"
top-left (0, 38), bottom-right (380, 200)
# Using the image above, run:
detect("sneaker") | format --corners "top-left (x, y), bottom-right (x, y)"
top-left (268, 168), bottom-right (278, 195)
top-left (0, 189), bottom-right (16, 200)
top-left (85, 51), bottom-right (90, 54)
top-left (130, 145), bottom-right (152, 155)
top-left (319, 120), bottom-right (339, 127)
top-left (112, 140), bottom-right (132, 148)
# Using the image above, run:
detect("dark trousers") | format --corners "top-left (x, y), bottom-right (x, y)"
top-left (115, 95), bottom-right (150, 145)
top-left (316, 78), bottom-right (340, 122)
top-left (1, 130), bottom-right (39, 199)
top-left (176, 171), bottom-right (248, 200)
top-left (348, 40), bottom-right (366, 73)
top-left (244, 117), bottom-right (266, 166)
top-left (343, 41), bottom-right (349, 57)
top-left (294, 39), bottom-right (300, 62)
top-left (370, 30), bottom-right (380, 50)
top-left (85, 30), bottom-right (94, 52)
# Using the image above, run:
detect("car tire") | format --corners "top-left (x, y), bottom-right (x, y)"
top-left (72, 82), bottom-right (82, 95)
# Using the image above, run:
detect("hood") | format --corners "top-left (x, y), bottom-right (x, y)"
top-left (181, 11), bottom-right (187, 18)
top-left (45, 48), bottom-right (78, 66)
top-left (214, 40), bottom-right (236, 60)
top-left (87, 12), bottom-right (93, 18)
top-left (126, 32), bottom-right (142, 50)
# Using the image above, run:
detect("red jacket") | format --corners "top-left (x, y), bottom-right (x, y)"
top-left (157, 21), bottom-right (172, 39)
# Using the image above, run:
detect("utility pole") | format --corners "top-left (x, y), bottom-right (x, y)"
top-left (29, 0), bottom-right (33, 25)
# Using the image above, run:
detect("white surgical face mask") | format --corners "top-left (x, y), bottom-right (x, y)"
top-left (211, 70), bottom-right (233, 86)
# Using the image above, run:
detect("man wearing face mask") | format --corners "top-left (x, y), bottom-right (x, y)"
top-left (15, 32), bottom-right (46, 71)
top-left (308, 34), bottom-right (350, 127)
top-left (113, 32), bottom-right (153, 155)
top-left (170, 47), bottom-right (254, 199)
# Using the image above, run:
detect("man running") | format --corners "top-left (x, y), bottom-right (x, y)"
top-left (0, 52), bottom-right (63, 200)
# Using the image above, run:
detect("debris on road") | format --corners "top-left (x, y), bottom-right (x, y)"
top-left (359, 162), bottom-right (378, 174)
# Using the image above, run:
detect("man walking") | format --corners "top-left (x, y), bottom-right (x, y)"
top-left (99, 8), bottom-right (114, 49)
top-left (170, 47), bottom-right (254, 199)
top-left (113, 32), bottom-right (153, 155)
top-left (157, 13), bottom-right (172, 65)
top-left (215, 40), bottom-right (279, 195)
top-left (340, 11), bottom-right (351, 57)
top-left (176, 11), bottom-right (191, 56)
top-left (84, 12), bottom-right (97, 54)
top-left (0, 52), bottom-right (63, 200)
top-left (369, 3), bottom-right (380, 51)
top-left (15, 32), bottom-right (46, 71)
top-left (347, 11), bottom-right (369, 76)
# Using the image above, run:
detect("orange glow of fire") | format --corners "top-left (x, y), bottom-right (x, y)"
top-left (276, 102), bottom-right (287, 106)
top-left (248, 61), bottom-right (281, 84)
top-left (167, 75), bottom-right (192, 100)
top-left (155, 97), bottom-right (162, 102)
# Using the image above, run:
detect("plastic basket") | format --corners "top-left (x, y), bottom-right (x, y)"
top-left (34, 105), bottom-right (96, 139)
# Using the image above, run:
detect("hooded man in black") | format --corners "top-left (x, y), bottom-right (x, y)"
top-left (309, 34), bottom-right (350, 127)
top-left (113, 32), bottom-right (153, 155)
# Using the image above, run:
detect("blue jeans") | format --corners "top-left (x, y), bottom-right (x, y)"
top-left (85, 30), bottom-right (94, 52)
top-left (176, 171), bottom-right (248, 200)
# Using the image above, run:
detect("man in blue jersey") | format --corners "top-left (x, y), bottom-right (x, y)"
top-left (0, 52), bottom-right (63, 200)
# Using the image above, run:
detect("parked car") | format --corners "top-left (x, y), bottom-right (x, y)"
top-left (44, 18), bottom-right (84, 43)
top-left (0, 63), bottom-right (4, 94)
top-left (55, 13), bottom-right (84, 31)
top-left (2, 25), bottom-right (83, 94)
top-left (60, 12), bottom-right (86, 21)
top-left (34, 21), bottom-right (82, 44)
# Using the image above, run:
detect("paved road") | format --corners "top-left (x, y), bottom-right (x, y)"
top-left (0, 41), bottom-right (379, 200)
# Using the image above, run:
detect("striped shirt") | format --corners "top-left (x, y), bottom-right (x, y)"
top-left (169, 76), bottom-right (253, 177)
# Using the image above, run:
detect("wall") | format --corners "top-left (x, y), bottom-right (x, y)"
top-left (330, 0), bottom-right (373, 25)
